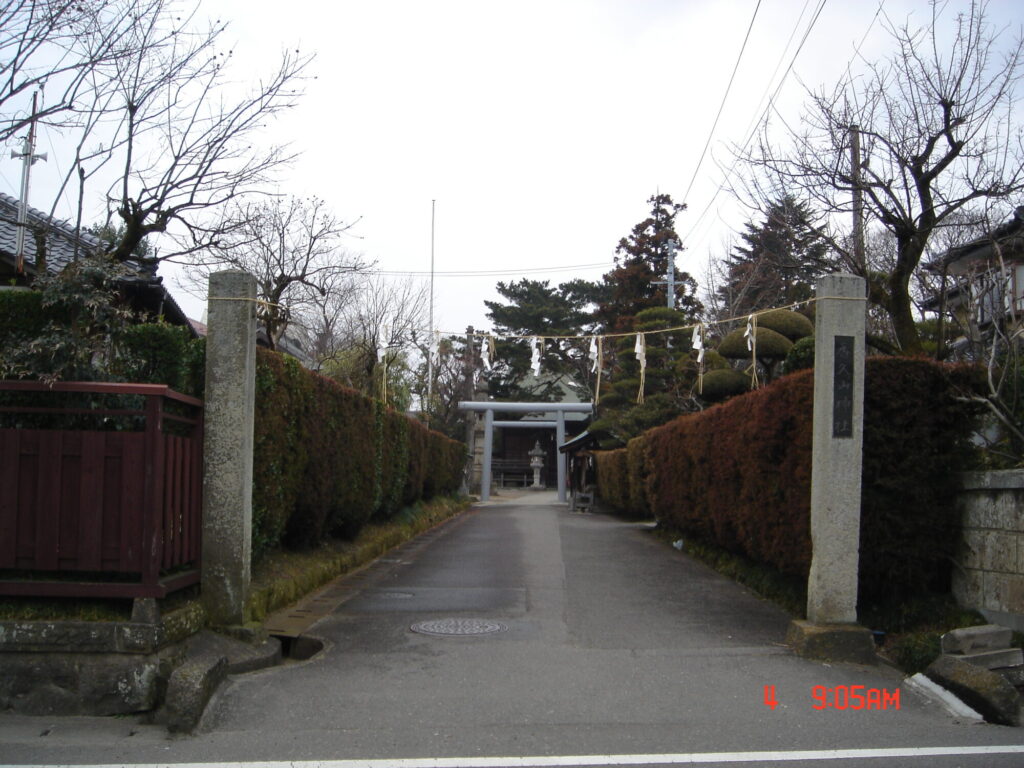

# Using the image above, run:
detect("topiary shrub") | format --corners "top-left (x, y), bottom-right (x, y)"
top-left (699, 368), bottom-right (751, 401)
top-left (717, 326), bottom-right (793, 360)
top-left (701, 348), bottom-right (731, 371)
top-left (782, 336), bottom-right (815, 375)
top-left (756, 309), bottom-right (814, 341)
top-left (634, 306), bottom-right (691, 340)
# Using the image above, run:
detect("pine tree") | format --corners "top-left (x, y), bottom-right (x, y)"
top-left (596, 193), bottom-right (703, 332)
top-left (483, 278), bottom-right (602, 402)
top-left (716, 196), bottom-right (828, 317)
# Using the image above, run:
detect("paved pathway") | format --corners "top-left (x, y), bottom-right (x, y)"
top-left (3, 494), bottom-right (1023, 767)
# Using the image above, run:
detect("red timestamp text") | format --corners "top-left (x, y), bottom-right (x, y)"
top-left (762, 685), bottom-right (901, 710)
top-left (811, 685), bottom-right (900, 710)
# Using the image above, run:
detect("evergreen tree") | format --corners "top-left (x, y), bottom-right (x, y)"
top-left (596, 193), bottom-right (703, 332)
top-left (589, 306), bottom-right (702, 448)
top-left (484, 278), bottom-right (602, 401)
top-left (716, 196), bottom-right (828, 318)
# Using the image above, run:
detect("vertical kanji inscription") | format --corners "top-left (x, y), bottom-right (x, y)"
top-left (833, 335), bottom-right (854, 438)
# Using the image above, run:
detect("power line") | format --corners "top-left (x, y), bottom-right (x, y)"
top-left (684, 0), bottom-right (886, 259)
top-left (679, 0), bottom-right (835, 255)
top-left (370, 261), bottom-right (613, 278)
top-left (681, 0), bottom-right (763, 205)
top-left (680, 0), bottom-right (818, 253)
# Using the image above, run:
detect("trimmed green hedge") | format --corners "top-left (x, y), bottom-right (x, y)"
top-left (252, 347), bottom-right (464, 556)
top-left (596, 357), bottom-right (982, 608)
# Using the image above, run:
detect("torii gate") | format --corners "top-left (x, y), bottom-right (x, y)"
top-left (458, 401), bottom-right (593, 503)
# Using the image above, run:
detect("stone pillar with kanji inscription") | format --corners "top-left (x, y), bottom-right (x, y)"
top-left (787, 273), bottom-right (876, 664)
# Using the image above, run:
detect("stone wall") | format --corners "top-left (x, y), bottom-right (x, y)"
top-left (953, 470), bottom-right (1024, 632)
top-left (0, 601), bottom-right (205, 715)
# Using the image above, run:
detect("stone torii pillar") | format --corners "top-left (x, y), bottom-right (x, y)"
top-left (458, 401), bottom-right (593, 502)
top-left (787, 273), bottom-right (876, 664)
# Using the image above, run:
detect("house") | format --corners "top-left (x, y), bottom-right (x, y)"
top-left (0, 191), bottom-right (193, 329)
top-left (927, 206), bottom-right (1024, 350)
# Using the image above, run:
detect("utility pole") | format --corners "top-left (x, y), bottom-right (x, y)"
top-left (427, 200), bottom-right (436, 406)
top-left (462, 325), bottom-right (477, 494)
top-left (850, 124), bottom-right (866, 273)
top-left (10, 92), bottom-right (47, 274)
top-left (653, 237), bottom-right (681, 309)
top-left (462, 325), bottom-right (475, 444)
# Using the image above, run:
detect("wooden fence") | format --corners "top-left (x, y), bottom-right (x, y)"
top-left (0, 381), bottom-right (203, 599)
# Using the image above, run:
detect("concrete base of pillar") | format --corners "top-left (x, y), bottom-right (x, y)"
top-left (787, 619), bottom-right (877, 665)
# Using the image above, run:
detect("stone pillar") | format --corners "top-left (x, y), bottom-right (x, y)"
top-left (201, 270), bottom-right (257, 626)
top-left (556, 412), bottom-right (567, 503)
top-left (788, 273), bottom-right (875, 663)
top-left (481, 409), bottom-right (494, 502)
top-left (470, 412), bottom-right (485, 494)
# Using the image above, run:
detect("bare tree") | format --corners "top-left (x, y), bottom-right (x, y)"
top-left (1, 0), bottom-right (144, 143)
top-left (3, 0), bottom-right (312, 268)
top-left (185, 196), bottom-right (366, 350)
top-left (412, 333), bottom-right (472, 438)
top-left (290, 266), bottom-right (363, 371)
top-left (324, 276), bottom-right (428, 403)
top-left (736, 0), bottom-right (1024, 354)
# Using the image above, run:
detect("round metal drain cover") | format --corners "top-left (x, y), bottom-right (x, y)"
top-left (410, 618), bottom-right (507, 637)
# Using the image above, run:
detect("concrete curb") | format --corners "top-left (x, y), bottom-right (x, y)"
top-left (159, 629), bottom-right (282, 733)
top-left (924, 654), bottom-right (1022, 726)
top-left (904, 673), bottom-right (984, 722)
top-left (164, 654), bottom-right (228, 733)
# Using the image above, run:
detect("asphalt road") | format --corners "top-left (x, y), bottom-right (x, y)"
top-left (2, 492), bottom-right (1023, 767)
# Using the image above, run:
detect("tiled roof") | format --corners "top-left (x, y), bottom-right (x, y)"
top-left (0, 192), bottom-right (194, 332)
top-left (935, 206), bottom-right (1024, 273)
top-left (0, 191), bottom-right (103, 273)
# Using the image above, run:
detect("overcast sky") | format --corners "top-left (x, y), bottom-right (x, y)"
top-left (4, 0), bottom-right (1020, 335)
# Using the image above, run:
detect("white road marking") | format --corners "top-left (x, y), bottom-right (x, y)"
top-left (7, 745), bottom-right (1024, 768)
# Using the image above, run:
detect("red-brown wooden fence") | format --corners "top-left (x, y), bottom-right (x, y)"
top-left (0, 381), bottom-right (203, 598)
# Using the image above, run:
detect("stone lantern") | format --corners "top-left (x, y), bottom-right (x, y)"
top-left (528, 441), bottom-right (546, 490)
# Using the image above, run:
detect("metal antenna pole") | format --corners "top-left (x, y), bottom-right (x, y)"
top-left (653, 237), bottom-right (681, 309)
top-left (850, 124), bottom-right (866, 272)
top-left (11, 92), bottom-right (47, 274)
top-left (427, 199), bottom-right (436, 406)
top-left (666, 238), bottom-right (677, 309)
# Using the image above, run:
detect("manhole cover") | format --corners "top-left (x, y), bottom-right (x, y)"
top-left (410, 618), bottom-right (507, 637)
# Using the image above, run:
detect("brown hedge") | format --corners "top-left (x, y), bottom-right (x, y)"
top-left (595, 448), bottom-right (629, 514)
top-left (253, 347), bottom-right (464, 556)
top-left (596, 357), bottom-right (981, 606)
